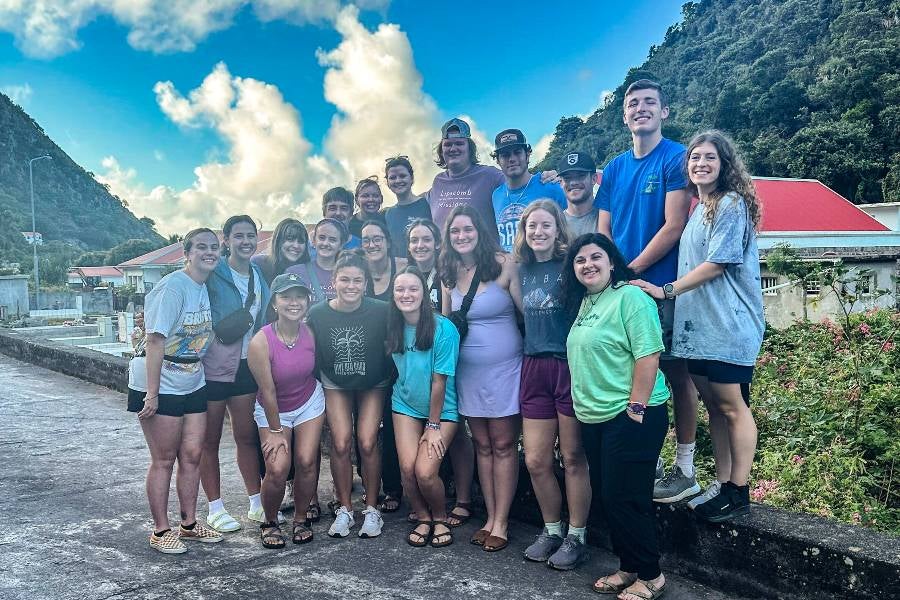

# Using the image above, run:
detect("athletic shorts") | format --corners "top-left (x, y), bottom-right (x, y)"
top-left (686, 359), bottom-right (753, 407)
top-left (519, 355), bottom-right (575, 419)
top-left (656, 299), bottom-right (676, 360)
top-left (253, 382), bottom-right (326, 429)
top-left (319, 371), bottom-right (391, 391)
top-left (127, 387), bottom-right (207, 417)
top-left (205, 359), bottom-right (259, 402)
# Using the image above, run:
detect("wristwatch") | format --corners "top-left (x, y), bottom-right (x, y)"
top-left (662, 283), bottom-right (676, 300)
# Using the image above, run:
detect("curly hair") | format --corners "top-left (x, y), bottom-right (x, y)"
top-left (434, 138), bottom-right (480, 169)
top-left (513, 199), bottom-right (570, 264)
top-left (685, 130), bottom-right (761, 230)
top-left (438, 204), bottom-right (502, 289)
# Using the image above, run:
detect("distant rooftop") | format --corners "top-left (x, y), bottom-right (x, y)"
top-left (118, 231), bottom-right (274, 268)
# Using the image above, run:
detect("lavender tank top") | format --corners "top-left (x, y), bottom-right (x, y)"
top-left (259, 323), bottom-right (317, 413)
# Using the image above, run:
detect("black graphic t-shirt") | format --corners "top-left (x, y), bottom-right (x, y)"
top-left (520, 259), bottom-right (573, 359)
top-left (307, 297), bottom-right (390, 390)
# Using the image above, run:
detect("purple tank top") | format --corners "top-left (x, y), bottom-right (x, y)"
top-left (259, 323), bottom-right (317, 413)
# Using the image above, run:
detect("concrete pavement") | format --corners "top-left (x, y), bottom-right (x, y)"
top-left (0, 353), bottom-right (750, 599)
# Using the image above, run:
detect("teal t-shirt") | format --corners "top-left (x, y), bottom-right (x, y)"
top-left (566, 283), bottom-right (669, 423)
top-left (391, 315), bottom-right (460, 422)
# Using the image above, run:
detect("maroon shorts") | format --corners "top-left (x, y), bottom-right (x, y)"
top-left (519, 355), bottom-right (574, 419)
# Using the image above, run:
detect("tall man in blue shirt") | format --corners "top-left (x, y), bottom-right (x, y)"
top-left (490, 129), bottom-right (566, 252)
top-left (597, 79), bottom-right (701, 506)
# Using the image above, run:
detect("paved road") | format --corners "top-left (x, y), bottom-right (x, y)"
top-left (0, 353), bottom-right (750, 599)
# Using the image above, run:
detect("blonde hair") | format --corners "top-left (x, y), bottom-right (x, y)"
top-left (512, 199), bottom-right (570, 264)
top-left (685, 130), bottom-right (761, 229)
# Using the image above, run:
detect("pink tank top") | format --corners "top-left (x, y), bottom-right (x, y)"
top-left (259, 323), bottom-right (317, 413)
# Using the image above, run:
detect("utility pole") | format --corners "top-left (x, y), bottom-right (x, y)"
top-left (28, 154), bottom-right (52, 310)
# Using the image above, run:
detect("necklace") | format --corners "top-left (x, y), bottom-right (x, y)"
top-left (505, 175), bottom-right (534, 206)
top-left (462, 262), bottom-right (476, 273)
top-left (274, 322), bottom-right (300, 350)
top-left (575, 282), bottom-right (612, 323)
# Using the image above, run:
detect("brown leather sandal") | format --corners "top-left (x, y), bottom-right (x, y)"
top-left (447, 501), bottom-right (472, 527)
top-left (470, 528), bottom-right (490, 546)
top-left (407, 521), bottom-right (433, 547)
top-left (430, 521), bottom-right (453, 548)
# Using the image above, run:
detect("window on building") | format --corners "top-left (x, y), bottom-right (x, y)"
top-left (805, 278), bottom-right (820, 296)
top-left (760, 276), bottom-right (778, 296)
top-left (856, 272), bottom-right (875, 296)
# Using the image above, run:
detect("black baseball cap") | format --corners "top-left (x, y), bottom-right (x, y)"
top-left (557, 151), bottom-right (597, 175)
top-left (271, 272), bottom-right (312, 296)
top-left (441, 118), bottom-right (471, 139)
top-left (493, 128), bottom-right (528, 152)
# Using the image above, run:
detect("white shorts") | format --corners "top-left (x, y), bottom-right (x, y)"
top-left (254, 382), bottom-right (326, 429)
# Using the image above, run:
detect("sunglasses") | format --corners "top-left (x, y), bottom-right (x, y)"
top-left (384, 155), bottom-right (409, 163)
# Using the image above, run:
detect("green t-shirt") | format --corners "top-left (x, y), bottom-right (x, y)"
top-left (391, 316), bottom-right (459, 421)
top-left (566, 283), bottom-right (670, 423)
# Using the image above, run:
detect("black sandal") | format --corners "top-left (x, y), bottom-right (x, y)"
top-left (430, 520), bottom-right (453, 548)
top-left (378, 493), bottom-right (401, 513)
top-left (447, 501), bottom-right (472, 528)
top-left (407, 521), bottom-right (433, 547)
top-left (292, 520), bottom-right (314, 545)
top-left (306, 502), bottom-right (322, 523)
top-left (260, 521), bottom-right (286, 549)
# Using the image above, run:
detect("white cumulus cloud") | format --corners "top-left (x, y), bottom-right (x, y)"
top-left (100, 6), bottom-right (495, 236)
top-left (0, 0), bottom-right (389, 59)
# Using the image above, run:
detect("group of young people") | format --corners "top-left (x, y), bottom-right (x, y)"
top-left (127, 79), bottom-right (765, 600)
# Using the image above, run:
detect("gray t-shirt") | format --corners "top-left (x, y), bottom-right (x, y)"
top-left (671, 193), bottom-right (764, 365)
top-left (128, 270), bottom-right (213, 395)
top-left (564, 207), bottom-right (599, 240)
top-left (520, 259), bottom-right (572, 359)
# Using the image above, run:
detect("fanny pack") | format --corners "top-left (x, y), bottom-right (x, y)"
top-left (214, 266), bottom-right (257, 345)
top-left (447, 265), bottom-right (480, 342)
top-left (134, 351), bottom-right (201, 364)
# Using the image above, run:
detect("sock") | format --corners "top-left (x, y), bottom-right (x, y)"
top-left (153, 528), bottom-right (171, 537)
top-left (568, 525), bottom-right (587, 544)
top-left (180, 521), bottom-right (196, 530)
top-left (208, 498), bottom-right (224, 515)
top-left (545, 520), bottom-right (563, 537)
top-left (249, 493), bottom-right (262, 512)
top-left (675, 442), bottom-right (696, 477)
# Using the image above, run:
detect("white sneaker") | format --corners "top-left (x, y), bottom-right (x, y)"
top-left (358, 506), bottom-right (383, 538)
top-left (247, 506), bottom-right (286, 524)
top-left (328, 506), bottom-right (355, 538)
top-left (206, 510), bottom-right (241, 533)
top-left (688, 480), bottom-right (723, 510)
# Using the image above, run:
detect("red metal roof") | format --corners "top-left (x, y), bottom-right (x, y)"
top-left (118, 231), bottom-right (274, 267)
top-left (752, 178), bottom-right (888, 232)
top-left (68, 266), bottom-right (124, 277)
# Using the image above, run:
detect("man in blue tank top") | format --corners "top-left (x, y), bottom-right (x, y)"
top-left (597, 79), bottom-right (701, 506)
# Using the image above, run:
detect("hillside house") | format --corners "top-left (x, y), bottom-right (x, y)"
top-left (67, 266), bottom-right (124, 288)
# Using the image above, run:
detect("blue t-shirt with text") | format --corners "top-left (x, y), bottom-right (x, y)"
top-left (492, 174), bottom-right (566, 253)
top-left (597, 138), bottom-right (687, 286)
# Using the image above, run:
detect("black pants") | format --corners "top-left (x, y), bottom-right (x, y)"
top-left (581, 405), bottom-right (668, 580)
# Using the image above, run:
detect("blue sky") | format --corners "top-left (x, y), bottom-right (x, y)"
top-left (0, 1), bottom-right (685, 233)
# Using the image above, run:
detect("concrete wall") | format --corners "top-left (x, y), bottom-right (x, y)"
top-left (0, 275), bottom-right (29, 318)
top-left (761, 261), bottom-right (899, 328)
top-left (28, 288), bottom-right (114, 315)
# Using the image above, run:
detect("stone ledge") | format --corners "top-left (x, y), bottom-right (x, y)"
top-left (0, 328), bottom-right (128, 393)
top-left (511, 466), bottom-right (899, 600)
top-left (3, 327), bottom-right (897, 599)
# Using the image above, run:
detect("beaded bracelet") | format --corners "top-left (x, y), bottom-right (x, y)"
top-left (425, 421), bottom-right (441, 431)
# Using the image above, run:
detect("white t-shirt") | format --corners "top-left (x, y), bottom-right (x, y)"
top-left (229, 266), bottom-right (262, 359)
top-left (128, 270), bottom-right (213, 395)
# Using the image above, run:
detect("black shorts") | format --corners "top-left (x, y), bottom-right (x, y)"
top-left (205, 359), bottom-right (259, 402)
top-left (686, 359), bottom-right (753, 406)
top-left (127, 387), bottom-right (207, 417)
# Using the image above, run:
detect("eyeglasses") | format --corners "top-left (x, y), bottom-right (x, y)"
top-left (384, 155), bottom-right (409, 163)
top-left (361, 235), bottom-right (386, 247)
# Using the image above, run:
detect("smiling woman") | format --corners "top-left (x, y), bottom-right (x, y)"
top-left (126, 227), bottom-right (223, 554)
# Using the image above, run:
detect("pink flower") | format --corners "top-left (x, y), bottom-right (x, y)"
top-left (751, 479), bottom-right (779, 502)
top-left (790, 455), bottom-right (805, 465)
top-left (882, 342), bottom-right (895, 352)
top-left (859, 323), bottom-right (871, 335)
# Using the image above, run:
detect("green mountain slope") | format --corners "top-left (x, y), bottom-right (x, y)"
top-left (538, 0), bottom-right (900, 204)
top-left (0, 92), bottom-right (165, 277)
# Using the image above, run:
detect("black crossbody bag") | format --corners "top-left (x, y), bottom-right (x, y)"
top-left (446, 265), bottom-right (480, 342)
top-left (213, 267), bottom-right (257, 345)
